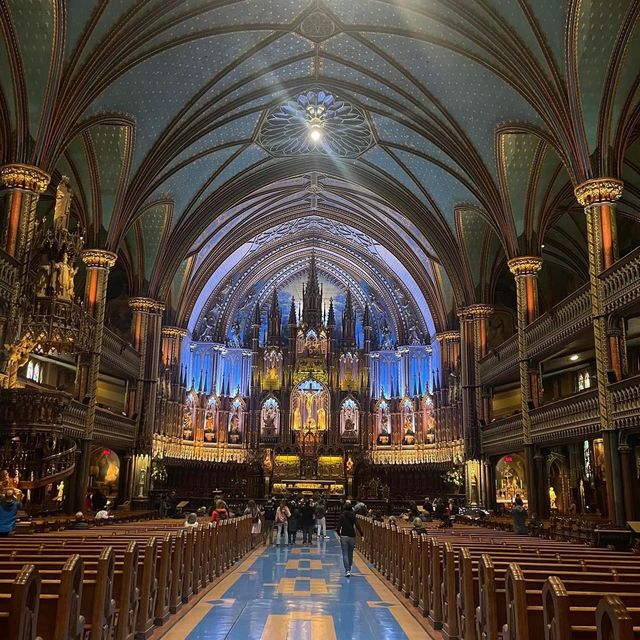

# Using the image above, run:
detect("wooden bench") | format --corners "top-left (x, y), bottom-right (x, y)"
top-left (0, 564), bottom-right (40, 640)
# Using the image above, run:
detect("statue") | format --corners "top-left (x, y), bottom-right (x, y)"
top-left (263, 411), bottom-right (276, 435)
top-left (228, 320), bottom-right (242, 347)
top-left (379, 319), bottom-right (393, 350)
top-left (402, 414), bottom-right (416, 445)
top-left (549, 486), bottom-right (557, 510)
top-left (343, 417), bottom-right (356, 436)
top-left (228, 414), bottom-right (242, 444)
top-left (346, 455), bottom-right (354, 474)
top-left (263, 450), bottom-right (272, 472)
top-left (53, 177), bottom-right (72, 230)
top-left (182, 411), bottom-right (193, 440)
top-left (0, 469), bottom-right (23, 501)
top-left (377, 413), bottom-right (391, 445)
top-left (55, 480), bottom-right (65, 503)
top-left (408, 324), bottom-right (421, 345)
top-left (52, 252), bottom-right (77, 300)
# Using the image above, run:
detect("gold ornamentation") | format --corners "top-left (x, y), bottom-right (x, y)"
top-left (435, 330), bottom-right (460, 343)
top-left (129, 297), bottom-right (165, 313)
top-left (574, 178), bottom-right (623, 207)
top-left (161, 326), bottom-right (188, 339)
top-left (458, 304), bottom-right (494, 320)
top-left (81, 249), bottom-right (117, 270)
top-left (508, 256), bottom-right (543, 277)
top-left (0, 164), bottom-right (50, 193)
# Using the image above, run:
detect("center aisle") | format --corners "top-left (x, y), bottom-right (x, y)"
top-left (163, 533), bottom-right (432, 639)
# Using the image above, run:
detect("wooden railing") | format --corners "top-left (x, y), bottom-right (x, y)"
top-left (62, 400), bottom-right (136, 446)
top-left (480, 247), bottom-right (640, 386)
top-left (480, 414), bottom-right (523, 455)
top-left (610, 374), bottom-right (640, 430)
top-left (0, 248), bottom-right (17, 303)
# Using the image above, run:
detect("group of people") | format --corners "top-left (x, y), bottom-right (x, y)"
top-left (272, 497), bottom-right (329, 546)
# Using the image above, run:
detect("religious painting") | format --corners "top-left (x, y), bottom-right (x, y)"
top-left (290, 378), bottom-right (330, 433)
top-left (261, 396), bottom-right (280, 437)
top-left (89, 448), bottom-right (120, 491)
top-left (340, 397), bottom-right (359, 439)
top-left (375, 396), bottom-right (391, 445)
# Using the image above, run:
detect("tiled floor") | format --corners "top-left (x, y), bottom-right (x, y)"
top-left (163, 533), bottom-right (431, 639)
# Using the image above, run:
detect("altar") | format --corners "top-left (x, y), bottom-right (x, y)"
top-left (271, 479), bottom-right (345, 495)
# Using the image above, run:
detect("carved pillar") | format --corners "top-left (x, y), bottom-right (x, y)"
top-left (161, 326), bottom-right (188, 370)
top-left (73, 249), bottom-right (117, 510)
top-left (459, 304), bottom-right (494, 506)
top-left (128, 298), bottom-right (164, 503)
top-left (0, 164), bottom-right (50, 387)
top-left (508, 256), bottom-right (543, 517)
top-left (575, 178), bottom-right (625, 524)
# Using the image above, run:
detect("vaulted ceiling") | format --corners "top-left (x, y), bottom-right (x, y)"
top-left (1, 0), bottom-right (639, 336)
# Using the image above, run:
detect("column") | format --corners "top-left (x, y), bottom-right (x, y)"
top-left (73, 249), bottom-right (118, 510)
top-left (508, 256), bottom-right (543, 517)
top-left (435, 330), bottom-right (460, 442)
top-left (574, 177), bottom-right (625, 524)
top-left (0, 164), bottom-right (50, 387)
top-left (128, 297), bottom-right (164, 504)
top-left (459, 304), bottom-right (494, 505)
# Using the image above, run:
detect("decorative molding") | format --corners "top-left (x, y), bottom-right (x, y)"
top-left (0, 164), bottom-right (50, 193)
top-left (458, 304), bottom-right (494, 321)
top-left (129, 297), bottom-right (165, 313)
top-left (435, 330), bottom-right (460, 343)
top-left (574, 178), bottom-right (623, 207)
top-left (161, 326), bottom-right (188, 339)
top-left (81, 249), bottom-right (117, 270)
top-left (507, 256), bottom-right (543, 277)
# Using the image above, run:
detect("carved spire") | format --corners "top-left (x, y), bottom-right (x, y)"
top-left (341, 289), bottom-right (356, 346)
top-left (302, 251), bottom-right (322, 326)
top-left (363, 302), bottom-right (372, 327)
top-left (267, 289), bottom-right (282, 344)
top-left (327, 297), bottom-right (336, 328)
top-left (252, 302), bottom-right (261, 327)
top-left (288, 296), bottom-right (297, 325)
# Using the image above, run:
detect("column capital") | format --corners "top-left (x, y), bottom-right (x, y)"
top-left (574, 178), bottom-right (623, 207)
top-left (161, 326), bottom-right (188, 339)
top-left (508, 256), bottom-right (543, 277)
top-left (0, 163), bottom-right (50, 193)
top-left (458, 304), bottom-right (494, 321)
top-left (129, 297), bottom-right (165, 313)
top-left (435, 330), bottom-right (460, 343)
top-left (81, 249), bottom-right (117, 270)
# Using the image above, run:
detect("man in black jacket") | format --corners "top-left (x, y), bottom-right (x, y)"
top-left (336, 501), bottom-right (364, 577)
top-left (263, 497), bottom-right (276, 545)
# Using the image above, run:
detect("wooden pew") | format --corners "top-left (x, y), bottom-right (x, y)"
top-left (541, 576), bottom-right (640, 640)
top-left (0, 564), bottom-right (40, 640)
top-left (596, 594), bottom-right (640, 640)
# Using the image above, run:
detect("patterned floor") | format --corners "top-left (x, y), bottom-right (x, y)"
top-left (162, 533), bottom-right (431, 639)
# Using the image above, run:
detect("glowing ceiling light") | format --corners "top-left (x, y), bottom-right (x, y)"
top-left (308, 115), bottom-right (323, 142)
top-left (569, 354), bottom-right (579, 361)
top-left (309, 127), bottom-right (322, 142)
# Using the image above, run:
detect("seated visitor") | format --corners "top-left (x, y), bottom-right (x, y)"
top-left (69, 511), bottom-right (90, 530)
top-left (211, 499), bottom-right (229, 522)
top-left (184, 512), bottom-right (199, 528)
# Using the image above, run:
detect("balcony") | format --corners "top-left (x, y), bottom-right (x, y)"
top-left (480, 414), bottom-right (523, 455)
top-left (61, 399), bottom-right (136, 447)
top-left (101, 326), bottom-right (140, 379)
top-left (479, 286), bottom-right (592, 385)
top-left (610, 374), bottom-right (640, 430)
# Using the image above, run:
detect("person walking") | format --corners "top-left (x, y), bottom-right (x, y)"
top-left (262, 496), bottom-right (276, 545)
top-left (511, 496), bottom-right (528, 535)
top-left (314, 499), bottom-right (328, 539)
top-left (336, 501), bottom-right (363, 577)
top-left (275, 499), bottom-right (290, 545)
top-left (301, 499), bottom-right (315, 544)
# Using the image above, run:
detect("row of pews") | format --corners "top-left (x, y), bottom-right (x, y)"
top-left (357, 517), bottom-right (640, 640)
top-left (0, 516), bottom-right (253, 640)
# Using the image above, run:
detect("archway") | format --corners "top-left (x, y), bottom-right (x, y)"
top-left (495, 454), bottom-right (527, 510)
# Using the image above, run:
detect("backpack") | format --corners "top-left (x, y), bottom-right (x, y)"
top-left (276, 507), bottom-right (288, 523)
top-left (263, 503), bottom-right (276, 520)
